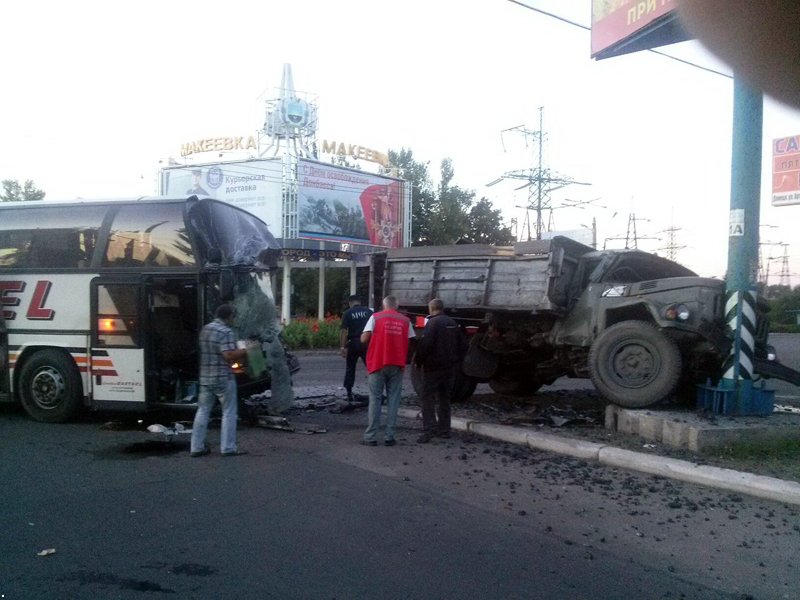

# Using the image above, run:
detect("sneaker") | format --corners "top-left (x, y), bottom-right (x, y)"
top-left (417, 433), bottom-right (434, 444)
top-left (437, 431), bottom-right (451, 439)
top-left (384, 439), bottom-right (397, 447)
top-left (361, 439), bottom-right (378, 446)
top-left (221, 450), bottom-right (248, 457)
top-left (190, 446), bottom-right (211, 457)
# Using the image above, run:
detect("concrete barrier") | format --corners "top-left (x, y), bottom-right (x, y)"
top-left (598, 447), bottom-right (800, 506)
top-left (396, 405), bottom-right (800, 505)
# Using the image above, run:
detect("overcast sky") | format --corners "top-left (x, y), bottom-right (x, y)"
top-left (2, 0), bottom-right (799, 282)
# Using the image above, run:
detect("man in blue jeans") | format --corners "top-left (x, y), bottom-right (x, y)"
top-left (190, 304), bottom-right (249, 457)
top-left (359, 296), bottom-right (416, 446)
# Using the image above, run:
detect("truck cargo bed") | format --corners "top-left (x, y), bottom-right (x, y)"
top-left (384, 237), bottom-right (591, 314)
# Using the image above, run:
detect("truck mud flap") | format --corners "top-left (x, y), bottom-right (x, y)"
top-left (753, 357), bottom-right (800, 387)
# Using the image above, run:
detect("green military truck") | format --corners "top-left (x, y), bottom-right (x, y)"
top-left (378, 237), bottom-right (799, 408)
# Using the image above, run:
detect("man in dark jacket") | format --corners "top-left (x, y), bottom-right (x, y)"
top-left (414, 298), bottom-right (467, 443)
top-left (339, 294), bottom-right (373, 402)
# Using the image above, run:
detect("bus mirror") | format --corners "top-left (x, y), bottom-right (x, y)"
top-left (220, 270), bottom-right (235, 301)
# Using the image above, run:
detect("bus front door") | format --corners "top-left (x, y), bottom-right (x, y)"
top-left (90, 279), bottom-right (146, 409)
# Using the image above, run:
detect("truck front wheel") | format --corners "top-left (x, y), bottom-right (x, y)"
top-left (589, 321), bottom-right (681, 408)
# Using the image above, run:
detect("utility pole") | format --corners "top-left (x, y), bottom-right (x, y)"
top-left (487, 107), bottom-right (589, 240)
top-left (717, 77), bottom-right (767, 415)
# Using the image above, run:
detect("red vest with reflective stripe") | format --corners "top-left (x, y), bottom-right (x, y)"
top-left (366, 310), bottom-right (411, 373)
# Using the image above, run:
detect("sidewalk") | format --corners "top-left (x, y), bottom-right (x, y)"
top-left (396, 407), bottom-right (800, 507)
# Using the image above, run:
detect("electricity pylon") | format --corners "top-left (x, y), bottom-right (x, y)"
top-left (487, 107), bottom-right (589, 241)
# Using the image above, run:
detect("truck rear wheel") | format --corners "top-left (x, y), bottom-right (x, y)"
top-left (488, 377), bottom-right (542, 396)
top-left (411, 363), bottom-right (477, 403)
top-left (18, 349), bottom-right (83, 423)
top-left (589, 321), bottom-right (681, 408)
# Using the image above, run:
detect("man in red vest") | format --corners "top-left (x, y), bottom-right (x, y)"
top-left (360, 295), bottom-right (416, 446)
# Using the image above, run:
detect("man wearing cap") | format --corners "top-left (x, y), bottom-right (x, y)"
top-left (186, 169), bottom-right (209, 195)
top-left (339, 294), bottom-right (373, 402)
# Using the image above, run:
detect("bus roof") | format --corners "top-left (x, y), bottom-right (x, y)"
top-left (0, 195), bottom-right (207, 209)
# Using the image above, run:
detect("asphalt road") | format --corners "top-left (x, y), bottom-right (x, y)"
top-left (765, 333), bottom-right (800, 403)
top-left (3, 397), bottom-right (800, 598)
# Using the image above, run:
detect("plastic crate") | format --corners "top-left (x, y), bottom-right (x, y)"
top-left (695, 382), bottom-right (774, 416)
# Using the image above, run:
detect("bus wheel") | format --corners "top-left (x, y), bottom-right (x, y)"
top-left (18, 350), bottom-right (82, 423)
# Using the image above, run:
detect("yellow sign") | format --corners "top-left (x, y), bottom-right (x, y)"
top-left (321, 140), bottom-right (389, 167)
top-left (181, 136), bottom-right (258, 157)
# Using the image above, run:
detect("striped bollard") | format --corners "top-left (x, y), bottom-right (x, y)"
top-left (721, 289), bottom-right (757, 384)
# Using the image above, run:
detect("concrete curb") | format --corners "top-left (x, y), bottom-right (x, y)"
top-left (396, 407), bottom-right (800, 506)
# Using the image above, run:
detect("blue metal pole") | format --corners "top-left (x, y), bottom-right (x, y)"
top-left (720, 76), bottom-right (764, 413)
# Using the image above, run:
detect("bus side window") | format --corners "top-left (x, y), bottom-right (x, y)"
top-left (104, 205), bottom-right (195, 267)
top-left (29, 231), bottom-right (87, 269)
top-left (0, 231), bottom-right (32, 267)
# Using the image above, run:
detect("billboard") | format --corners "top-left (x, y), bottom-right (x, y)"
top-left (591, 0), bottom-right (687, 59)
top-left (773, 135), bottom-right (800, 206)
top-left (160, 159), bottom-right (283, 234)
top-left (297, 159), bottom-right (406, 248)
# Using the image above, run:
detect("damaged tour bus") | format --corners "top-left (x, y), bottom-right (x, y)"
top-left (0, 196), bottom-right (293, 422)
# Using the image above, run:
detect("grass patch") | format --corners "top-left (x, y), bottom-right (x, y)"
top-left (707, 438), bottom-right (800, 482)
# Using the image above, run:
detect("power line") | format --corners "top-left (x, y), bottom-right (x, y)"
top-left (505, 0), bottom-right (732, 79)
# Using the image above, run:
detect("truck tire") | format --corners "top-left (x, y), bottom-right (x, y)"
top-left (589, 321), bottom-right (681, 408)
top-left (488, 377), bottom-right (542, 396)
top-left (453, 373), bottom-right (478, 402)
top-left (411, 363), bottom-right (478, 403)
top-left (18, 349), bottom-right (83, 423)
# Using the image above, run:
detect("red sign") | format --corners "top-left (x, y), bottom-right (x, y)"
top-left (772, 135), bottom-right (800, 206)
top-left (591, 0), bottom-right (681, 58)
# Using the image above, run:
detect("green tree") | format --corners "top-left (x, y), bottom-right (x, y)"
top-left (467, 197), bottom-right (515, 245)
top-left (389, 151), bottom-right (515, 247)
top-left (1, 179), bottom-right (46, 202)
top-left (768, 285), bottom-right (800, 325)
top-left (428, 158), bottom-right (473, 245)
top-left (389, 148), bottom-right (435, 245)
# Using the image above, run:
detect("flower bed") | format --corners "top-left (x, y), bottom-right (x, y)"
top-left (282, 315), bottom-right (342, 349)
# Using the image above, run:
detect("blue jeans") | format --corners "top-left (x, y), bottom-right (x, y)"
top-left (364, 365), bottom-right (404, 442)
top-left (191, 378), bottom-right (238, 454)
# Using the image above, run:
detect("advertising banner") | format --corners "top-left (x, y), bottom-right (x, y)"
top-left (297, 159), bottom-right (405, 248)
top-left (772, 135), bottom-right (800, 206)
top-left (161, 159), bottom-right (283, 234)
top-left (591, 0), bottom-right (681, 58)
